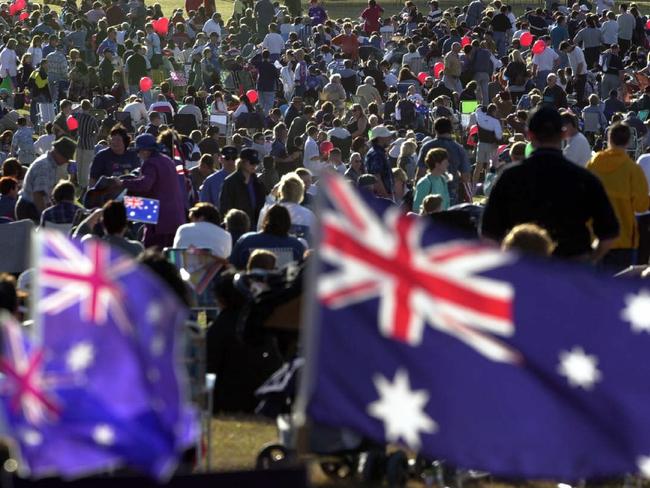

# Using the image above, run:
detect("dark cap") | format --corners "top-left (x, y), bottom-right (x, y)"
top-left (526, 105), bottom-right (563, 140)
top-left (239, 147), bottom-right (260, 165)
top-left (357, 173), bottom-right (377, 188)
top-left (221, 145), bottom-right (238, 160)
top-left (52, 137), bottom-right (77, 161)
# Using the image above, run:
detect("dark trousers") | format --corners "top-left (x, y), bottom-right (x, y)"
top-left (15, 197), bottom-right (39, 224)
top-left (584, 46), bottom-right (601, 69)
top-left (574, 74), bottom-right (587, 107)
top-left (618, 38), bottom-right (631, 56)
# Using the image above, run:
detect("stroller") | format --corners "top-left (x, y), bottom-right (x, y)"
top-left (232, 264), bottom-right (422, 486)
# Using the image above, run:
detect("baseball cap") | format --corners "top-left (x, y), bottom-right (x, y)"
top-left (369, 125), bottom-right (394, 139)
top-left (240, 147), bottom-right (260, 165)
top-left (221, 145), bottom-right (238, 159)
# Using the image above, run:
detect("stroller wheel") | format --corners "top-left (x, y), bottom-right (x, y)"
top-left (319, 457), bottom-right (355, 479)
top-left (255, 443), bottom-right (289, 470)
top-left (386, 450), bottom-right (409, 487)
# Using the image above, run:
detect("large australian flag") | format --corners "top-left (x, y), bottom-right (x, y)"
top-left (304, 174), bottom-right (650, 481)
top-left (0, 231), bottom-right (197, 480)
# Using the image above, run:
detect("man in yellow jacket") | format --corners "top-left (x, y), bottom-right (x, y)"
top-left (587, 123), bottom-right (650, 270)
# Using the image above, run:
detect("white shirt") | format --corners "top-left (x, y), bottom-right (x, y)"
top-left (327, 126), bottom-right (351, 139)
top-left (34, 134), bottom-right (55, 155)
top-left (637, 154), bottom-right (650, 188)
top-left (383, 72), bottom-right (398, 87)
top-left (123, 101), bottom-right (148, 126)
top-left (303, 136), bottom-right (320, 169)
top-left (262, 33), bottom-right (285, 55)
top-left (202, 19), bottom-right (221, 37)
top-left (567, 46), bottom-right (587, 75)
top-left (475, 108), bottom-right (503, 140)
top-left (257, 201), bottom-right (317, 237)
top-left (564, 132), bottom-right (592, 167)
top-left (532, 47), bottom-right (559, 72)
top-left (601, 19), bottom-right (618, 46)
top-left (173, 221), bottom-right (232, 258)
top-left (0, 48), bottom-right (17, 77)
top-left (27, 46), bottom-right (43, 67)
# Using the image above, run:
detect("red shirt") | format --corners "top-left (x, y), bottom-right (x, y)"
top-left (332, 33), bottom-right (360, 60)
top-left (361, 5), bottom-right (383, 35)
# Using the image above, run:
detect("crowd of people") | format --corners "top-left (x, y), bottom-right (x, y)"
top-left (0, 0), bottom-right (649, 406)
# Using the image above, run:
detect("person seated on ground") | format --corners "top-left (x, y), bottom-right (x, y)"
top-left (173, 202), bottom-right (232, 259)
top-left (501, 223), bottom-right (556, 257)
top-left (223, 208), bottom-right (251, 248)
top-left (258, 172), bottom-right (317, 242)
top-left (40, 180), bottom-right (79, 227)
top-left (420, 194), bottom-right (443, 216)
top-left (0, 176), bottom-right (17, 221)
top-left (231, 204), bottom-right (306, 269)
top-left (246, 249), bottom-right (277, 271)
top-left (75, 200), bottom-right (145, 258)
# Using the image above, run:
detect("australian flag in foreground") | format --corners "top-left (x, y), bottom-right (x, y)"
top-left (0, 231), bottom-right (197, 480)
top-left (304, 174), bottom-right (650, 481)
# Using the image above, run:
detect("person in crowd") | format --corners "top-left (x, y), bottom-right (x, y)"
top-left (587, 123), bottom-right (650, 270)
top-left (116, 134), bottom-right (186, 248)
top-left (0, 177), bottom-right (17, 220)
top-left (89, 125), bottom-right (140, 186)
top-left (230, 204), bottom-right (305, 269)
top-left (561, 111), bottom-right (592, 167)
top-left (173, 202), bottom-right (232, 259)
top-left (219, 148), bottom-right (266, 228)
top-left (413, 148), bottom-right (450, 213)
top-left (501, 223), bottom-right (556, 257)
top-left (481, 105), bottom-right (620, 262)
top-left (201, 146), bottom-right (238, 208)
top-left (40, 180), bottom-right (79, 226)
top-left (16, 137), bottom-right (76, 223)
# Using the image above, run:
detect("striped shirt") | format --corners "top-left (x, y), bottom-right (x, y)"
top-left (76, 112), bottom-right (100, 150)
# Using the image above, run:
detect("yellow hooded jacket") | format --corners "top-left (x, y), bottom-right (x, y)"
top-left (587, 148), bottom-right (650, 249)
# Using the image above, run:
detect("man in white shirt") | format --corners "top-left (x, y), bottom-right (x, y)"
top-left (561, 111), bottom-right (592, 166)
top-left (601, 11), bottom-right (619, 47)
top-left (532, 39), bottom-right (559, 89)
top-left (122, 95), bottom-right (148, 128)
top-left (261, 23), bottom-right (285, 62)
top-left (303, 126), bottom-right (323, 174)
top-left (561, 40), bottom-right (587, 106)
top-left (202, 13), bottom-right (222, 38)
top-left (173, 202), bottom-right (232, 259)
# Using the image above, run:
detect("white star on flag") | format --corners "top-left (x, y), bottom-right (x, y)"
top-left (621, 289), bottom-right (650, 333)
top-left (638, 456), bottom-right (650, 478)
top-left (367, 368), bottom-right (437, 449)
top-left (66, 342), bottom-right (94, 372)
top-left (557, 346), bottom-right (602, 390)
top-left (92, 424), bottom-right (115, 446)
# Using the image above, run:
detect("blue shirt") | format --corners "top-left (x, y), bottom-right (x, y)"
top-left (40, 201), bottom-right (79, 225)
top-left (550, 24), bottom-right (569, 50)
top-left (231, 231), bottom-right (305, 269)
top-left (199, 168), bottom-right (230, 206)
top-left (0, 195), bottom-right (15, 220)
top-left (365, 143), bottom-right (393, 195)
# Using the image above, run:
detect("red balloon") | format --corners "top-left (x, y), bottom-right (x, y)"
top-left (461, 35), bottom-right (471, 47)
top-left (646, 19), bottom-right (650, 29)
top-left (8, 3), bottom-right (18, 15)
top-left (320, 141), bottom-right (334, 154)
top-left (246, 89), bottom-right (258, 104)
top-left (417, 71), bottom-right (428, 84)
top-left (139, 76), bottom-right (153, 92)
top-left (66, 115), bottom-right (78, 131)
top-left (532, 39), bottom-right (546, 55)
top-left (433, 62), bottom-right (444, 79)
top-left (18, 11), bottom-right (28, 21)
top-left (467, 125), bottom-right (478, 146)
top-left (520, 31), bottom-right (533, 47)
top-left (14, 0), bottom-right (25, 10)
top-left (153, 17), bottom-right (169, 35)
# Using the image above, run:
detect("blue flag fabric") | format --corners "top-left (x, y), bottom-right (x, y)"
top-left (123, 196), bottom-right (160, 224)
top-left (305, 174), bottom-right (650, 481)
top-left (0, 231), bottom-right (197, 480)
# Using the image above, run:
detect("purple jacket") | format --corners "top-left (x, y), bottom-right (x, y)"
top-left (122, 152), bottom-right (186, 235)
